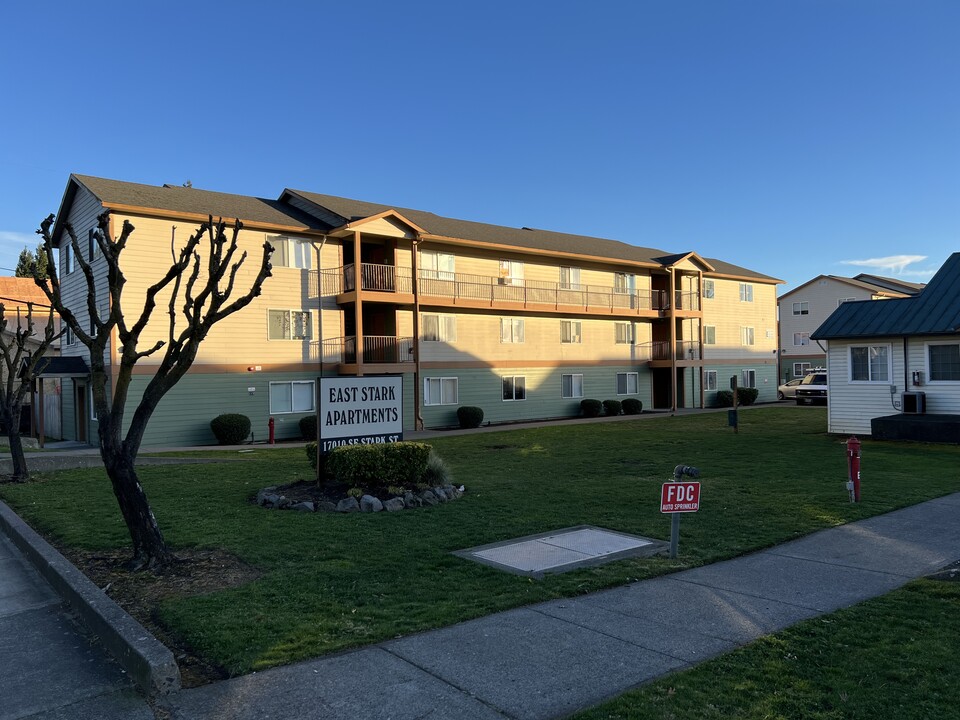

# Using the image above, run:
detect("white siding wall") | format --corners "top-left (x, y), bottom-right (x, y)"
top-left (911, 334), bottom-right (960, 414)
top-left (826, 338), bottom-right (904, 435)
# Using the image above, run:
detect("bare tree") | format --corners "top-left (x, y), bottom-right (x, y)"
top-left (0, 303), bottom-right (62, 482)
top-left (36, 211), bottom-right (273, 569)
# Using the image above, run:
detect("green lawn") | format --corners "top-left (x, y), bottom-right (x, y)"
top-left (573, 579), bottom-right (960, 720)
top-left (1, 407), bottom-right (958, 677)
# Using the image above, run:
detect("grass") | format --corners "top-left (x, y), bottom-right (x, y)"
top-left (1, 407), bottom-right (958, 677)
top-left (573, 579), bottom-right (960, 720)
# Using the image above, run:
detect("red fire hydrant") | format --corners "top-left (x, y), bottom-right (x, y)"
top-left (268, 417), bottom-right (275, 445)
top-left (846, 436), bottom-right (861, 502)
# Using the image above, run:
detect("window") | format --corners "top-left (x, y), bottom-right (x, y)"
top-left (64, 325), bottom-right (74, 346)
top-left (703, 279), bottom-right (715, 299)
top-left (424, 377), bottom-right (459, 405)
top-left (928, 343), bottom-right (960, 381)
top-left (615, 322), bottom-right (634, 344)
top-left (742, 369), bottom-right (756, 389)
top-left (421, 250), bottom-right (455, 280)
top-left (268, 309), bottom-right (311, 340)
top-left (793, 362), bottom-right (812, 377)
top-left (792, 301), bottom-right (808, 315)
top-left (793, 332), bottom-right (810, 346)
top-left (270, 236), bottom-right (312, 269)
top-left (560, 320), bottom-right (582, 344)
top-left (64, 243), bottom-right (74, 274)
top-left (850, 345), bottom-right (890, 382)
top-left (614, 272), bottom-right (635, 293)
top-left (616, 372), bottom-right (638, 395)
top-left (89, 302), bottom-right (106, 338)
top-left (269, 380), bottom-right (315, 414)
top-left (499, 259), bottom-right (524, 285)
top-left (88, 228), bottom-right (102, 260)
top-left (500, 318), bottom-right (524, 343)
top-left (704, 326), bottom-right (716, 345)
top-left (705, 370), bottom-right (718, 391)
top-left (838, 297), bottom-right (857, 306)
top-left (561, 374), bottom-right (583, 398)
top-left (422, 314), bottom-right (456, 342)
top-left (740, 326), bottom-right (755, 346)
top-left (559, 267), bottom-right (581, 290)
top-left (739, 283), bottom-right (753, 302)
top-left (502, 375), bottom-right (526, 401)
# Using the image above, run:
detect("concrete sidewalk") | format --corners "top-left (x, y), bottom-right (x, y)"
top-left (157, 492), bottom-right (960, 720)
top-left (0, 533), bottom-right (154, 720)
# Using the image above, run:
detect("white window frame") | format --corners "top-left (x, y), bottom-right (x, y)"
top-left (741, 369), bottom-right (756, 389)
top-left (422, 313), bottom-right (457, 342)
top-left (64, 243), bottom-right (74, 274)
top-left (793, 362), bottom-right (813, 378)
top-left (704, 325), bottom-right (716, 345)
top-left (925, 342), bottom-right (960, 383)
top-left (703, 279), bottom-right (715, 299)
top-left (64, 325), bottom-right (74, 346)
top-left (421, 250), bottom-right (455, 280)
top-left (560, 320), bottom-right (582, 344)
top-left (423, 377), bottom-right (459, 405)
top-left (792, 301), bottom-right (809, 316)
top-left (499, 259), bottom-right (524, 285)
top-left (838, 297), bottom-right (857, 306)
top-left (269, 236), bottom-right (312, 270)
top-left (705, 370), bottom-right (718, 391)
top-left (849, 344), bottom-right (891, 383)
top-left (616, 372), bottom-right (638, 395)
top-left (500, 318), bottom-right (525, 343)
top-left (268, 309), bottom-right (312, 340)
top-left (559, 267), bottom-right (581, 290)
top-left (269, 380), bottom-right (316, 414)
top-left (793, 332), bottom-right (810, 346)
top-left (740, 326), bottom-right (755, 346)
top-left (502, 375), bottom-right (526, 401)
top-left (614, 272), bottom-right (636, 294)
top-left (739, 283), bottom-right (753, 302)
top-left (615, 322), bottom-right (635, 344)
top-left (561, 373), bottom-right (583, 399)
top-left (88, 228), bottom-right (102, 260)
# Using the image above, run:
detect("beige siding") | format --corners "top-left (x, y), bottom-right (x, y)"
top-left (701, 278), bottom-right (777, 362)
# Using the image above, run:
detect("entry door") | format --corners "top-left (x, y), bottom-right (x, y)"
top-left (75, 382), bottom-right (87, 443)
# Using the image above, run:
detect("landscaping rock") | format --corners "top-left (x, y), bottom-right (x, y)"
top-left (278, 497), bottom-right (293, 509)
top-left (443, 484), bottom-right (461, 499)
top-left (432, 487), bottom-right (449, 502)
top-left (291, 501), bottom-right (315, 512)
top-left (316, 501), bottom-right (337, 513)
top-left (403, 492), bottom-right (422, 508)
top-left (336, 497), bottom-right (360, 513)
top-left (383, 498), bottom-right (405, 512)
top-left (420, 490), bottom-right (439, 506)
top-left (255, 487), bottom-right (278, 505)
top-left (360, 495), bottom-right (383, 513)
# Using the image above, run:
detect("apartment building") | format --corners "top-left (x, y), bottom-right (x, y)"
top-left (50, 175), bottom-right (781, 446)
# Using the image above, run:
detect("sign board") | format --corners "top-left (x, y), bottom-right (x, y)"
top-left (318, 376), bottom-right (403, 453)
top-left (660, 482), bottom-right (701, 513)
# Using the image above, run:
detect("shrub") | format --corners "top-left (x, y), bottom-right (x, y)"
top-left (714, 388), bottom-right (759, 407)
top-left (622, 398), bottom-right (643, 415)
top-left (210, 413), bottom-right (251, 445)
top-left (714, 390), bottom-right (734, 407)
top-left (602, 400), bottom-right (622, 416)
top-left (299, 414), bottom-right (318, 441)
top-left (457, 406), bottom-right (484, 429)
top-left (327, 442), bottom-right (432, 494)
top-left (581, 399), bottom-right (602, 418)
top-left (422, 450), bottom-right (453, 487)
top-left (305, 441), bottom-right (318, 469)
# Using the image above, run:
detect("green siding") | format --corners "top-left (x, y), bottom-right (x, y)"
top-left (702, 364), bottom-right (778, 406)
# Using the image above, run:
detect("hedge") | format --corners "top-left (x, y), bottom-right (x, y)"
top-left (457, 406), bottom-right (484, 429)
top-left (326, 442), bottom-right (432, 494)
top-left (210, 414), bottom-right (251, 445)
top-left (581, 399), bottom-right (602, 418)
top-left (622, 398), bottom-right (643, 415)
top-left (602, 399), bottom-right (622, 416)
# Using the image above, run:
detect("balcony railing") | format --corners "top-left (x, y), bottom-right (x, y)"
top-left (647, 340), bottom-right (703, 361)
top-left (674, 290), bottom-right (701, 312)
top-left (321, 335), bottom-right (414, 365)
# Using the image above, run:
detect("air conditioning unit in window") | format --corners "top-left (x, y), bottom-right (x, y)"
top-left (901, 391), bottom-right (926, 415)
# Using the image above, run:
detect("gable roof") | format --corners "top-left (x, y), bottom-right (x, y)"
top-left (812, 253), bottom-right (960, 339)
top-left (852, 273), bottom-right (926, 294)
top-left (0, 277), bottom-right (53, 309)
top-left (779, 273), bottom-right (920, 301)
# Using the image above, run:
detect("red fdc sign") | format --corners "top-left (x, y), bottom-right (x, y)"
top-left (661, 482), bottom-right (701, 513)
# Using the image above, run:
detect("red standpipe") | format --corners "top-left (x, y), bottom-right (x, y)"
top-left (268, 417), bottom-right (275, 445)
top-left (847, 435), bottom-right (861, 502)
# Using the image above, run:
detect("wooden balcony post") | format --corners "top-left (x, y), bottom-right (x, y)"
top-left (353, 230), bottom-right (364, 377)
top-left (412, 235), bottom-right (423, 430)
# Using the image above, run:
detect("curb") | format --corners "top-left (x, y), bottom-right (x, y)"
top-left (0, 500), bottom-right (181, 696)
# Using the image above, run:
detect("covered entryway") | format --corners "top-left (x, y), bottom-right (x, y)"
top-left (34, 356), bottom-right (90, 447)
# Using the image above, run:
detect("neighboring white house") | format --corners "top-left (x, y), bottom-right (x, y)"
top-left (810, 254), bottom-right (960, 436)
top-left (778, 274), bottom-right (923, 383)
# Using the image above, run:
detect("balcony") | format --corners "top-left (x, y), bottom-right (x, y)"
top-left (674, 290), bottom-right (701, 312)
top-left (321, 335), bottom-right (414, 372)
top-left (647, 340), bottom-right (703, 362)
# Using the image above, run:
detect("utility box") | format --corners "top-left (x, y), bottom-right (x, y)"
top-left (901, 391), bottom-right (926, 415)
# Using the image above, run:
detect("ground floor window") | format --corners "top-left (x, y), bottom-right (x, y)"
top-left (741, 369), bottom-right (756, 389)
top-left (928, 343), bottom-right (960, 381)
top-left (269, 380), bottom-right (315, 414)
top-left (705, 370), bottom-right (717, 391)
top-left (424, 377), bottom-right (458, 405)
top-left (561, 373), bottom-right (583, 398)
top-left (502, 375), bottom-right (526, 401)
top-left (616, 372), bottom-right (638, 395)
top-left (793, 362), bottom-right (813, 377)
top-left (850, 345), bottom-right (890, 382)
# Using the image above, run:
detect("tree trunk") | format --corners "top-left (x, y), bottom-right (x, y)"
top-left (102, 451), bottom-right (173, 569)
top-left (4, 424), bottom-right (29, 482)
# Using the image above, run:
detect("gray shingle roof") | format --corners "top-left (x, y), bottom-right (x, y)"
top-left (812, 253), bottom-right (960, 339)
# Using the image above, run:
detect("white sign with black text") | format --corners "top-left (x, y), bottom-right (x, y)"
top-left (318, 376), bottom-right (403, 453)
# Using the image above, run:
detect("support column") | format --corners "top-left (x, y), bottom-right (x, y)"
top-left (412, 236), bottom-right (423, 430)
top-left (353, 230), bottom-right (364, 377)
top-left (669, 269), bottom-right (677, 412)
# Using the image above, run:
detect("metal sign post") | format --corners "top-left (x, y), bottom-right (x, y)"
top-left (661, 465), bottom-right (701, 559)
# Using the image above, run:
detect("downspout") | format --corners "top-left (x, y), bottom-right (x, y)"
top-left (412, 234), bottom-right (424, 430)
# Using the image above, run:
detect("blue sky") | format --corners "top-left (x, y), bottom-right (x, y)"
top-left (1, 1), bottom-right (956, 294)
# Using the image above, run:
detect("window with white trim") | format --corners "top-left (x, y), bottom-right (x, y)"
top-left (792, 301), bottom-right (808, 315)
top-left (502, 375), bottom-right (526, 401)
top-left (88, 228), bottom-right (102, 260)
top-left (499, 259), bottom-right (524, 285)
top-left (64, 325), bottom-right (74, 346)
top-left (422, 314), bottom-right (456, 342)
top-left (64, 244), bottom-right (74, 274)
top-left (424, 377), bottom-right (459, 405)
top-left (500, 318), bottom-right (524, 343)
top-left (741, 369), bottom-right (756, 388)
top-left (269, 236), bottom-right (312, 269)
top-left (269, 380), bottom-right (315, 414)
top-left (704, 326), bottom-right (716, 345)
top-left (850, 345), bottom-right (890, 382)
top-left (793, 362), bottom-right (812, 377)
top-left (705, 370), bottom-right (718, 391)
top-left (739, 283), bottom-right (753, 302)
top-left (615, 322), bottom-right (634, 344)
top-left (421, 250), bottom-right (455, 280)
top-left (703, 279), bottom-right (715, 299)
top-left (560, 320), bottom-right (582, 344)
top-left (268, 309), bottom-right (311, 340)
top-left (614, 272), bottom-right (635, 293)
top-left (927, 343), bottom-right (960, 381)
top-left (559, 267), bottom-right (581, 290)
top-left (561, 374), bottom-right (583, 398)
top-left (616, 372), bottom-right (638, 395)
top-left (740, 326), bottom-right (755, 346)
top-left (793, 332), bottom-right (810, 346)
